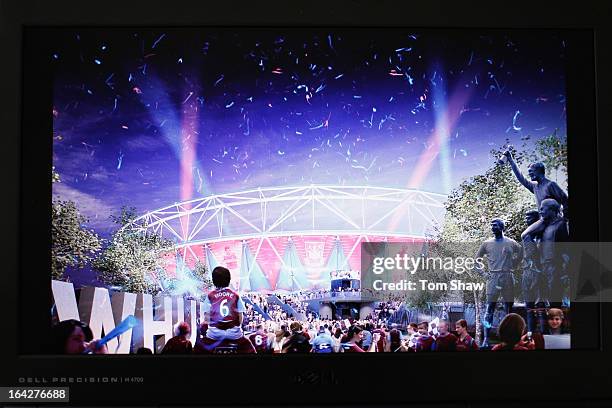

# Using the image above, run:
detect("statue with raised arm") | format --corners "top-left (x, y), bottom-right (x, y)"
top-left (475, 218), bottom-right (522, 348)
top-left (502, 150), bottom-right (569, 241)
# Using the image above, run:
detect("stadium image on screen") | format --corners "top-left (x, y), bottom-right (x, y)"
top-left (50, 28), bottom-right (570, 354)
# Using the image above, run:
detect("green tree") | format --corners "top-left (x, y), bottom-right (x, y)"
top-left (51, 200), bottom-right (102, 280)
top-left (534, 130), bottom-right (567, 185)
top-left (192, 260), bottom-right (213, 291)
top-left (110, 206), bottom-right (138, 227)
top-left (93, 207), bottom-right (175, 294)
top-left (445, 145), bottom-right (534, 242)
top-left (515, 132), bottom-right (567, 186)
top-left (51, 168), bottom-right (101, 280)
top-left (434, 146), bottom-right (535, 343)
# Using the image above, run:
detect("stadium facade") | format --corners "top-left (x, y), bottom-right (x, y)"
top-left (124, 185), bottom-right (446, 293)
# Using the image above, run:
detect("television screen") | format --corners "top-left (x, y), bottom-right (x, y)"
top-left (47, 28), bottom-right (575, 355)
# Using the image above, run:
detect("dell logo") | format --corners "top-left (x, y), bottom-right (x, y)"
top-left (293, 370), bottom-right (338, 385)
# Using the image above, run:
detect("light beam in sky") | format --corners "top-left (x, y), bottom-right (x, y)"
top-left (388, 83), bottom-right (474, 232)
top-left (179, 105), bottom-right (198, 240)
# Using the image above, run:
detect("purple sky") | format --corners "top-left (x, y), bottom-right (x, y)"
top-left (52, 28), bottom-right (567, 237)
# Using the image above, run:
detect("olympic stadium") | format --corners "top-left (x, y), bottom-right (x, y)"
top-left (124, 185), bottom-right (446, 293)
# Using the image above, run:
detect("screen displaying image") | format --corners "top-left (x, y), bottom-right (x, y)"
top-left (49, 28), bottom-right (570, 354)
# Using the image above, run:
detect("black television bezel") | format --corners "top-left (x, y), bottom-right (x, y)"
top-left (2, 1), bottom-right (612, 405)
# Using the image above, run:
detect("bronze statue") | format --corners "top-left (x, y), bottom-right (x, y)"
top-left (475, 218), bottom-right (522, 348)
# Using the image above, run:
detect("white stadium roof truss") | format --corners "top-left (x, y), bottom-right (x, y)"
top-left (125, 185), bottom-right (446, 275)
top-left (126, 185), bottom-right (446, 247)
top-left (124, 185), bottom-right (447, 265)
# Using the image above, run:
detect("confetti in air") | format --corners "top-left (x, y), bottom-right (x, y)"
top-left (116, 152), bottom-right (124, 170)
top-left (50, 28), bottom-right (567, 253)
top-left (151, 33), bottom-right (166, 49)
top-left (506, 110), bottom-right (522, 132)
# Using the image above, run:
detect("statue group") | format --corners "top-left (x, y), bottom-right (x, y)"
top-left (476, 150), bottom-right (569, 347)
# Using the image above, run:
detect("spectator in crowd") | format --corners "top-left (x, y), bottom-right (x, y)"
top-left (406, 323), bottom-right (419, 350)
top-left (492, 313), bottom-right (535, 351)
top-left (301, 324), bottom-right (312, 341)
top-left (387, 327), bottom-right (405, 352)
top-left (271, 325), bottom-right (287, 354)
top-left (415, 321), bottom-right (434, 352)
top-left (48, 319), bottom-right (107, 354)
top-left (248, 324), bottom-right (270, 354)
top-left (341, 325), bottom-right (380, 352)
top-left (311, 326), bottom-right (334, 353)
top-left (331, 327), bottom-right (343, 352)
top-left (361, 323), bottom-right (373, 350)
top-left (135, 347), bottom-right (153, 355)
top-left (544, 308), bottom-right (566, 335)
top-left (161, 322), bottom-right (193, 354)
top-left (283, 322), bottom-right (312, 353)
top-left (432, 320), bottom-right (457, 352)
top-left (373, 324), bottom-right (387, 352)
top-left (454, 319), bottom-right (479, 351)
top-left (196, 266), bottom-right (255, 354)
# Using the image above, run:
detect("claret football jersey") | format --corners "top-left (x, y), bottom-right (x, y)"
top-left (202, 287), bottom-right (246, 330)
top-left (249, 332), bottom-right (269, 353)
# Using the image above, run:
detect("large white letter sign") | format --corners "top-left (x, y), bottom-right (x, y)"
top-left (51, 280), bottom-right (80, 321)
top-left (111, 292), bottom-right (137, 354)
top-left (134, 294), bottom-right (173, 353)
top-left (79, 287), bottom-right (119, 353)
top-left (186, 299), bottom-right (198, 345)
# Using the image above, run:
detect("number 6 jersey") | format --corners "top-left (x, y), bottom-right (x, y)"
top-left (202, 287), bottom-right (246, 330)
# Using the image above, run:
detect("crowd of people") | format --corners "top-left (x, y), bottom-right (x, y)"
top-left (277, 293), bottom-right (309, 316)
top-left (240, 289), bottom-right (406, 334)
top-left (242, 292), bottom-right (311, 324)
top-left (49, 308), bottom-right (567, 355)
top-left (48, 264), bottom-right (568, 354)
